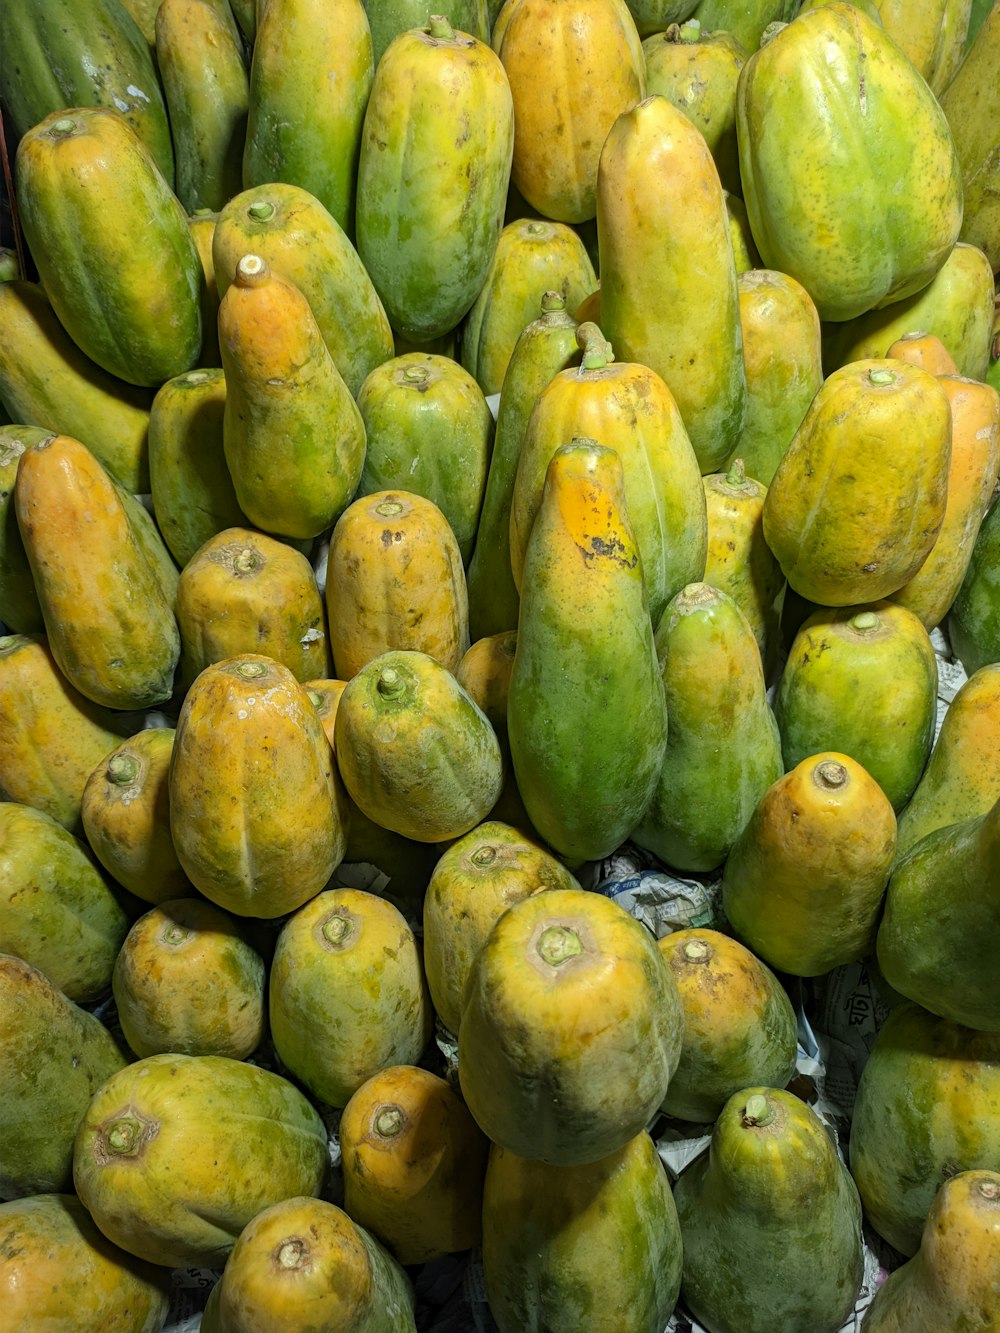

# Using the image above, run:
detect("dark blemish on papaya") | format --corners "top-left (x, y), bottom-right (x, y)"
top-left (726, 540), bottom-right (737, 551)
top-left (862, 561), bottom-right (878, 572)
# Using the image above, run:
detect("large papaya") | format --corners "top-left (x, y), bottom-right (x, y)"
top-left (947, 481), bottom-right (1000, 675)
top-left (941, 4), bottom-right (1000, 270)
top-left (872, 0), bottom-right (975, 95)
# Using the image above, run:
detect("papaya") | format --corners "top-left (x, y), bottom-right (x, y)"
top-left (112, 897), bottom-right (267, 1059)
top-left (509, 325), bottom-right (707, 628)
top-left (175, 527), bottom-right (332, 690)
top-left (459, 218), bottom-right (596, 396)
top-left (0, 634), bottom-right (124, 834)
top-left (642, 21), bottom-right (747, 195)
top-left (0, 283), bottom-right (152, 493)
top-left (73, 1053), bottom-right (329, 1268)
top-left (887, 330), bottom-right (959, 376)
top-left (877, 799), bottom-right (1000, 1032)
top-left (725, 190), bottom-right (762, 273)
top-left (148, 368), bottom-right (248, 569)
top-left (702, 459), bottom-right (784, 674)
top-left (762, 360), bottom-right (952, 607)
top-left (340, 1064), bottom-right (490, 1264)
top-left (355, 354), bottom-right (494, 562)
top-left (633, 583), bottom-right (783, 872)
top-left (155, 0), bottom-right (248, 215)
top-left (465, 291), bottom-right (581, 642)
top-left (356, 16), bottom-right (514, 341)
top-left (0, 955), bottom-right (126, 1200)
top-left (736, 3), bottom-right (963, 323)
top-left (482, 1130), bottom-right (683, 1333)
top-left (725, 268), bottom-right (824, 487)
top-left (626, 1), bottom-right (700, 36)
top-left (422, 819), bottom-right (581, 1034)
top-left (169, 654), bottom-right (346, 918)
top-left (849, 1002), bottom-right (1000, 1256)
top-left (895, 663), bottom-right (1000, 862)
top-left (81, 728), bottom-right (189, 905)
top-left (597, 94), bottom-right (747, 474)
top-left (948, 435), bottom-right (1000, 675)
top-left (657, 929), bottom-right (798, 1124)
top-left (0, 430), bottom-right (47, 634)
top-left (14, 434), bottom-right (180, 711)
top-left (334, 649), bottom-right (504, 843)
top-left (0, 802), bottom-right (131, 1003)
top-left (187, 210), bottom-right (222, 369)
top-left (243, 0), bottom-right (373, 237)
top-left (722, 752), bottom-right (897, 976)
top-left (118, 0), bottom-right (162, 44)
top-left (775, 601), bottom-right (938, 811)
top-left (941, 3), bottom-right (1000, 270)
top-left (458, 887), bottom-right (684, 1165)
top-left (861, 1170), bottom-right (1000, 1333)
top-left (200, 1196), bottom-right (417, 1332)
top-left (0, 1193), bottom-right (170, 1332)
top-left (219, 254), bottom-right (366, 540)
top-left (507, 440), bottom-right (668, 863)
top-left (212, 182), bottom-right (394, 398)
top-left (15, 108), bottom-right (201, 388)
top-left (0, 0), bottom-right (175, 182)
top-left (674, 1087), bottom-right (864, 1333)
top-left (269, 888), bottom-right (433, 1109)
top-left (871, 0), bottom-right (974, 95)
top-left (889, 375), bottom-right (1000, 629)
top-left (690, 0), bottom-right (798, 49)
top-left (362, 0), bottom-right (491, 64)
top-left (493, 0), bottom-right (645, 224)
top-left (822, 242), bottom-right (996, 383)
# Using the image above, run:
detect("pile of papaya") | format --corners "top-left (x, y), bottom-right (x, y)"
top-left (1, 0), bottom-right (1000, 1329)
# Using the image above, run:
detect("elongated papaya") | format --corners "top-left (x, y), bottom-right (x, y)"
top-left (941, 4), bottom-right (1000, 270)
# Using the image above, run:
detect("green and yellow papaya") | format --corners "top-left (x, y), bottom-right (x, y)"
top-left (947, 485), bottom-right (1000, 676)
top-left (0, 431), bottom-right (47, 635)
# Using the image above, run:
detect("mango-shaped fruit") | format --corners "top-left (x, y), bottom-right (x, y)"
top-left (73, 1053), bottom-right (329, 1268)
top-left (0, 955), bottom-right (126, 1201)
top-left (674, 1087), bottom-right (864, 1333)
top-left (762, 360), bottom-right (952, 606)
top-left (458, 887), bottom-right (683, 1165)
top-left (736, 3), bottom-right (963, 322)
top-left (269, 888), bottom-right (433, 1109)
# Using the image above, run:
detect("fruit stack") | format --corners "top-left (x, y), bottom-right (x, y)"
top-left (1, 1), bottom-right (999, 1331)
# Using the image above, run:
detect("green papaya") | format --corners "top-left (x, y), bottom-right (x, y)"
top-left (362, 0), bottom-right (490, 64)
top-left (942, 8), bottom-right (1000, 279)
top-left (0, 430), bottom-right (48, 635)
top-left (690, 0), bottom-right (798, 50)
top-left (948, 486), bottom-right (1000, 676)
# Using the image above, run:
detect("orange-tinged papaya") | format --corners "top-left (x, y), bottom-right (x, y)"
top-left (872, 0), bottom-right (974, 94)
top-left (887, 330), bottom-right (960, 376)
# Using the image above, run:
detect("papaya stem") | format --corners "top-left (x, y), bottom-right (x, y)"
top-left (374, 1106), bottom-right (405, 1138)
top-left (538, 925), bottom-right (582, 966)
top-left (742, 1094), bottom-right (776, 1127)
top-left (107, 753), bottom-right (139, 785)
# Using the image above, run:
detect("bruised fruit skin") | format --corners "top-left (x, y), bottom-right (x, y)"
top-left (0, 955), bottom-right (127, 1200)
top-left (340, 1064), bottom-right (490, 1265)
top-left (72, 1053), bottom-right (329, 1268)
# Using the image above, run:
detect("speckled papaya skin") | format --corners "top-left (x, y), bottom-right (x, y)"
top-left (356, 19), bottom-right (513, 341)
top-left (736, 3), bottom-right (963, 322)
top-left (941, 5), bottom-right (1000, 271)
top-left (483, 1130), bottom-right (682, 1333)
top-left (849, 1004), bottom-right (1000, 1256)
top-left (873, 0), bottom-right (975, 94)
top-left (0, 955), bottom-right (127, 1200)
top-left (72, 1053), bottom-right (329, 1269)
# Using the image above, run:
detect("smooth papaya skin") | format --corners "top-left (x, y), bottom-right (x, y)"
top-left (483, 1130), bottom-right (683, 1333)
top-left (942, 4), bottom-right (1000, 271)
top-left (341, 1064), bottom-right (490, 1265)
top-left (0, 955), bottom-right (127, 1201)
top-left (243, 0), bottom-right (373, 237)
top-left (736, 4), bottom-right (963, 322)
top-left (0, 430), bottom-right (48, 634)
top-left (775, 601), bottom-right (938, 811)
top-left (458, 887), bottom-right (684, 1165)
top-left (633, 583), bottom-right (782, 872)
top-left (0, 283), bottom-right (152, 493)
top-left (762, 359), bottom-right (952, 607)
top-left (674, 1087), bottom-right (864, 1333)
top-left (597, 94), bottom-right (747, 474)
top-left (73, 1054), bottom-right (329, 1269)
top-left (16, 108), bottom-right (202, 388)
top-left (849, 1003), bottom-right (1000, 1256)
top-left (363, 0), bottom-right (490, 64)
top-left (657, 929), bottom-right (797, 1124)
top-left (0, 634), bottom-right (124, 835)
top-left (722, 752), bottom-right (897, 976)
top-left (895, 663), bottom-right (1000, 862)
top-left (872, 0), bottom-right (974, 95)
top-left (627, 1), bottom-right (701, 37)
top-left (202, 1196), bottom-right (417, 1333)
top-left (269, 888), bottom-right (433, 1109)
top-left (422, 818), bottom-right (581, 1035)
top-left (494, 0), bottom-right (646, 224)
top-left (81, 728), bottom-right (189, 905)
top-left (357, 19), bottom-right (514, 341)
top-left (948, 458), bottom-right (1000, 675)
top-left (877, 800), bottom-right (1000, 1032)
top-left (187, 210), bottom-right (222, 368)
top-left (507, 441), bottom-right (668, 863)
top-left (887, 330), bottom-right (959, 376)
top-left (219, 254), bottom-right (366, 540)
top-left (0, 1193), bottom-right (170, 1332)
top-left (861, 1170), bottom-right (1000, 1333)
top-left (690, 0), bottom-right (798, 50)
